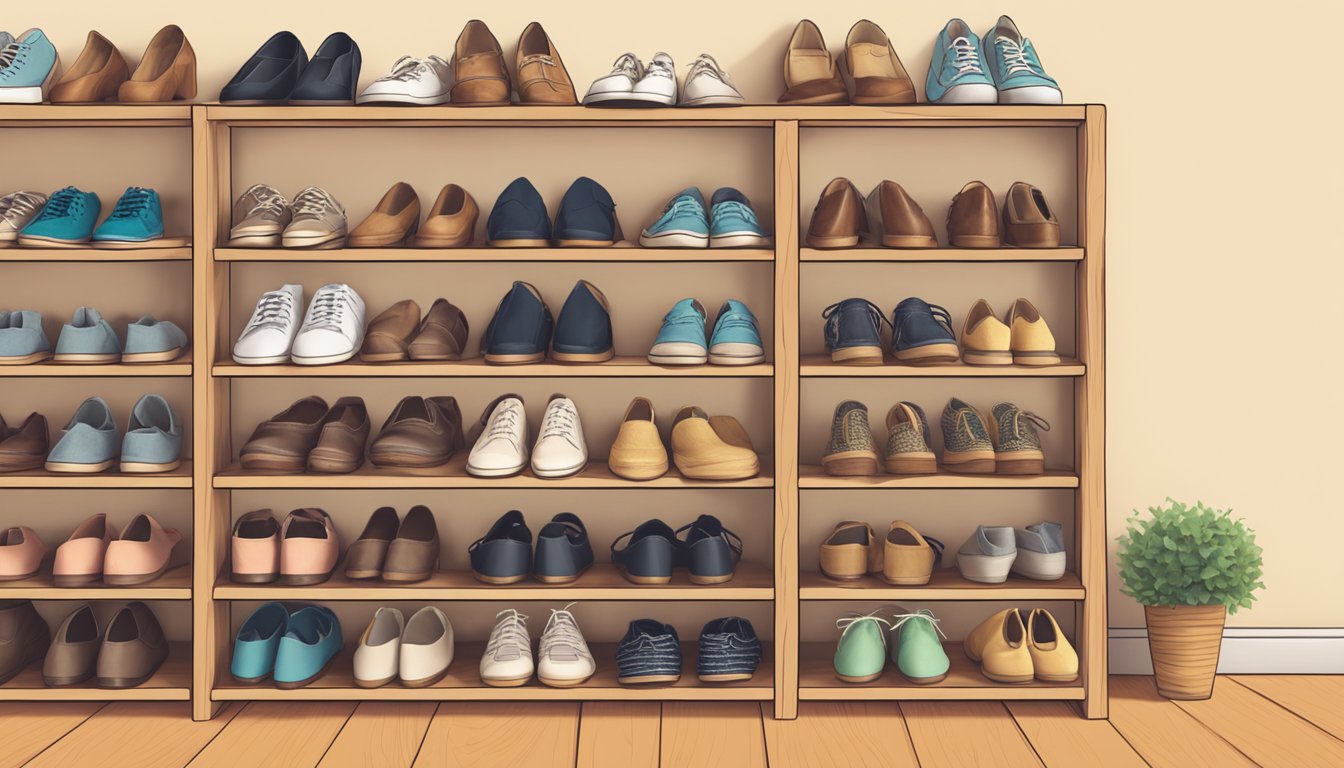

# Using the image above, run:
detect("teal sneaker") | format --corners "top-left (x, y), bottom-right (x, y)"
top-left (648, 298), bottom-right (707, 365)
top-left (0, 29), bottom-right (60, 103)
top-left (709, 188), bottom-right (768, 248)
top-left (709, 300), bottom-right (764, 365)
top-left (833, 612), bottom-right (890, 683)
top-left (93, 188), bottom-right (165, 243)
top-left (925, 19), bottom-right (997, 104)
top-left (891, 608), bottom-right (951, 684)
top-left (19, 187), bottom-right (100, 245)
top-left (640, 188), bottom-right (709, 248)
top-left (981, 16), bottom-right (1061, 104)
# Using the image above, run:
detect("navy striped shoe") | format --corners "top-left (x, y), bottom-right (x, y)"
top-left (615, 619), bottom-right (681, 684)
top-left (697, 617), bottom-right (762, 682)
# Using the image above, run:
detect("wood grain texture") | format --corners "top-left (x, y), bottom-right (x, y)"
top-left (761, 701), bottom-right (917, 768)
top-left (413, 702), bottom-right (579, 768)
top-left (1173, 677), bottom-right (1344, 767)
top-left (1007, 701), bottom-right (1146, 767)
top-left (0, 702), bottom-right (103, 768)
top-left (317, 702), bottom-right (436, 768)
top-left (576, 701), bottom-right (659, 768)
top-left (186, 701), bottom-right (353, 768)
top-left (661, 701), bottom-right (767, 768)
top-left (1106, 676), bottom-right (1255, 768)
top-left (27, 702), bottom-right (238, 768)
top-left (901, 701), bottom-right (1043, 768)
top-left (1232, 675), bottom-right (1344, 739)
top-left (190, 108), bottom-right (215, 721)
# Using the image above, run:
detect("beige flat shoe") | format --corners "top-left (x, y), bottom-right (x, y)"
top-left (819, 521), bottom-right (881, 581)
top-left (608, 397), bottom-right (668, 481)
top-left (882, 522), bottom-right (944, 585)
top-left (670, 406), bottom-right (759, 480)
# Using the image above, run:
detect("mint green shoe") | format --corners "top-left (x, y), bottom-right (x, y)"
top-left (891, 608), bottom-right (950, 684)
top-left (833, 612), bottom-right (891, 683)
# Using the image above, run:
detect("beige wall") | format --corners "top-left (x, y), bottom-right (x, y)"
top-left (10, 0), bottom-right (1343, 636)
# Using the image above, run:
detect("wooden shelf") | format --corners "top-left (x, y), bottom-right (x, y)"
top-left (215, 243), bottom-right (773, 262)
top-left (0, 642), bottom-right (191, 701)
top-left (0, 245), bottom-right (192, 262)
top-left (0, 353), bottom-right (192, 377)
top-left (799, 569), bottom-right (1083, 601)
top-left (0, 565), bottom-right (191, 600)
top-left (0, 461), bottom-right (193, 488)
top-left (0, 104), bottom-right (192, 126)
top-left (213, 355), bottom-right (772, 378)
top-left (801, 247), bottom-right (1083, 263)
top-left (799, 465), bottom-right (1078, 489)
top-left (213, 641), bottom-right (772, 701)
top-left (798, 642), bottom-right (1082, 701)
top-left (800, 355), bottom-right (1083, 377)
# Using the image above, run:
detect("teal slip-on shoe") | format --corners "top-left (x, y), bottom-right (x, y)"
top-left (18, 187), bottom-right (100, 245)
top-left (123, 317), bottom-right (188, 363)
top-left (833, 613), bottom-right (890, 683)
top-left (981, 16), bottom-right (1061, 104)
top-left (708, 188), bottom-right (768, 248)
top-left (46, 396), bottom-right (119, 473)
top-left (0, 29), bottom-right (60, 103)
top-left (925, 19), bottom-right (997, 104)
top-left (640, 188), bottom-right (709, 248)
top-left (708, 300), bottom-right (764, 365)
top-left (92, 188), bottom-right (165, 243)
top-left (0, 310), bottom-right (52, 364)
top-left (53, 307), bottom-right (120, 364)
top-left (891, 608), bottom-right (951, 684)
top-left (648, 298), bottom-right (708, 365)
top-left (231, 602), bottom-right (288, 683)
top-left (273, 606), bottom-right (342, 688)
top-left (120, 394), bottom-right (182, 473)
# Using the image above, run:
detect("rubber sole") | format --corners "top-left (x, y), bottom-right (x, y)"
top-left (481, 674), bottom-right (533, 687)
top-left (806, 234), bottom-right (859, 249)
top-left (0, 351), bottom-right (52, 364)
top-left (893, 343), bottom-right (960, 364)
top-left (996, 451), bottom-right (1044, 475)
top-left (831, 346), bottom-right (884, 365)
top-left (530, 459), bottom-right (587, 479)
top-left (618, 673), bottom-right (680, 684)
top-left (689, 572), bottom-right (735, 585)
top-left (53, 353), bottom-right (120, 364)
top-left (44, 460), bottom-right (115, 473)
top-left (617, 570), bottom-right (672, 585)
top-left (402, 667), bottom-right (451, 688)
top-left (538, 673), bottom-right (593, 688)
top-left (104, 560), bottom-right (171, 586)
top-left (942, 452), bottom-right (996, 474)
top-left (229, 572), bottom-right (278, 584)
top-left (884, 454), bottom-right (937, 474)
top-left (291, 350), bottom-right (358, 366)
top-left (551, 349), bottom-right (614, 363)
top-left (482, 352), bottom-right (544, 365)
top-left (472, 571), bottom-right (527, 585)
top-left (821, 450), bottom-right (880, 476)
top-left (672, 454), bottom-right (760, 481)
top-left (307, 450), bottom-right (363, 474)
top-left (835, 671), bottom-right (883, 683)
top-left (962, 349), bottom-right (1013, 366)
top-left (464, 461), bottom-right (526, 478)
top-left (639, 231), bottom-right (708, 248)
top-left (699, 672), bottom-right (754, 682)
top-left (368, 452), bottom-right (453, 469)
top-left (122, 347), bottom-right (185, 364)
top-left (1014, 351), bottom-right (1063, 366)
top-left (607, 461), bottom-right (669, 481)
top-left (879, 235), bottom-right (939, 248)
top-left (239, 454), bottom-right (306, 472)
top-left (950, 235), bottom-right (1002, 248)
top-left (120, 460), bottom-right (181, 474)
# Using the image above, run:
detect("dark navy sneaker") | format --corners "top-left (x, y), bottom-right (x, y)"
top-left (555, 177), bottom-right (620, 246)
top-left (488, 177), bottom-right (552, 246)
top-left (290, 32), bottom-right (361, 105)
top-left (616, 619), bottom-right (682, 684)
top-left (220, 32), bottom-right (308, 104)
top-left (482, 281), bottom-right (553, 364)
top-left (697, 617), bottom-right (762, 682)
top-left (611, 519), bottom-right (679, 585)
top-left (468, 510), bottom-right (532, 584)
top-left (551, 280), bottom-right (613, 363)
top-left (891, 297), bottom-right (959, 364)
top-left (533, 513), bottom-right (594, 583)
top-left (676, 514), bottom-right (742, 585)
top-left (822, 298), bottom-right (887, 365)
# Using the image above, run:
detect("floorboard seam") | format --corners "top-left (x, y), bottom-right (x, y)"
top-left (311, 702), bottom-right (359, 768)
top-left (18, 701), bottom-right (110, 768)
top-left (1000, 702), bottom-right (1047, 767)
top-left (408, 703), bottom-right (439, 767)
top-left (893, 703), bottom-right (924, 768)
top-left (1223, 677), bottom-right (1344, 746)
top-left (1096, 717), bottom-right (1155, 768)
top-left (1112, 699), bottom-right (1265, 768)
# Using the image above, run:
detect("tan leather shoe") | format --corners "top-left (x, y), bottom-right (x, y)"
top-left (413, 185), bottom-right (478, 247)
top-left (53, 513), bottom-right (113, 586)
top-left (1002, 182), bottom-right (1060, 247)
top-left (947, 181), bottom-right (1000, 248)
top-left (279, 508), bottom-right (339, 585)
top-left (349, 182), bottom-right (420, 247)
top-left (344, 506), bottom-right (398, 580)
top-left (515, 22), bottom-right (576, 104)
top-left (608, 396), bottom-right (668, 481)
top-left (819, 521), bottom-right (881, 581)
top-left (1025, 608), bottom-right (1078, 682)
top-left (780, 20), bottom-right (847, 104)
top-left (408, 299), bottom-right (469, 361)
top-left (383, 504), bottom-right (439, 582)
top-left (360, 300), bottom-right (422, 362)
top-left (0, 526), bottom-right (45, 581)
top-left (308, 396), bottom-right (370, 474)
top-left (1007, 298), bottom-right (1059, 365)
top-left (453, 20), bottom-right (511, 105)
top-left (119, 25), bottom-right (197, 103)
top-left (864, 181), bottom-right (936, 247)
top-left (670, 406), bottom-right (759, 480)
top-left (960, 299), bottom-right (1012, 365)
top-left (844, 20), bottom-right (915, 105)
top-left (882, 522), bottom-right (941, 585)
top-left (50, 31), bottom-right (129, 103)
top-left (369, 395), bottom-right (465, 468)
top-left (239, 395), bottom-right (331, 471)
top-left (104, 514), bottom-right (183, 585)
top-left (807, 178), bottom-right (866, 248)
top-left (964, 608), bottom-right (1034, 683)
top-left (231, 509), bottom-right (280, 584)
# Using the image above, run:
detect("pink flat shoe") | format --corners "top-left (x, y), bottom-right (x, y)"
top-left (279, 508), bottom-right (339, 586)
top-left (53, 513), bottom-right (114, 586)
top-left (231, 509), bottom-right (280, 584)
top-left (0, 526), bottom-right (46, 581)
top-left (103, 514), bottom-right (183, 586)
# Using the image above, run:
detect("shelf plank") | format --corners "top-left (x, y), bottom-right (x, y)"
top-left (801, 247), bottom-right (1083, 263)
top-left (213, 355), bottom-right (772, 378)
top-left (0, 353), bottom-right (192, 378)
top-left (215, 243), bottom-right (773, 263)
top-left (0, 642), bottom-right (191, 700)
top-left (213, 642), bottom-right (773, 701)
top-left (0, 104), bottom-right (192, 125)
top-left (0, 564), bottom-right (191, 600)
top-left (0, 461), bottom-right (193, 488)
top-left (799, 569), bottom-right (1083, 601)
top-left (799, 465), bottom-right (1078, 489)
top-left (0, 245), bottom-right (192, 262)
top-left (800, 355), bottom-right (1083, 378)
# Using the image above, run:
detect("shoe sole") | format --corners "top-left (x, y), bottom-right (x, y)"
top-left (893, 344), bottom-right (960, 364)
top-left (482, 352), bottom-right (544, 364)
top-left (709, 233), bottom-right (769, 248)
top-left (239, 454), bottom-right (307, 472)
top-left (281, 233), bottom-right (347, 249)
top-left (831, 346), bottom-right (884, 365)
top-left (617, 674), bottom-right (680, 684)
top-left (120, 460), bottom-right (181, 474)
top-left (228, 234), bottom-right (282, 247)
top-left (942, 451), bottom-right (996, 474)
top-left (122, 347), bottom-right (185, 364)
top-left (962, 349), bottom-right (1013, 366)
top-left (883, 454), bottom-right (937, 474)
top-left (44, 460), bottom-right (115, 473)
top-left (472, 571), bottom-right (528, 585)
top-left (308, 451), bottom-right (363, 474)
top-left (707, 352), bottom-right (766, 365)
top-left (607, 461), bottom-right (669, 481)
top-left (538, 673), bottom-right (593, 688)
top-left (356, 92), bottom-right (452, 105)
top-left (672, 454), bottom-right (760, 481)
top-left (52, 353), bottom-right (120, 364)
top-left (1013, 351), bottom-right (1063, 366)
top-left (231, 354), bottom-right (290, 365)
top-left (550, 349), bottom-right (614, 363)
top-left (806, 234), bottom-right (859, 249)
top-left (995, 451), bottom-right (1045, 475)
top-left (698, 672), bottom-right (754, 682)
top-left (648, 354), bottom-right (708, 366)
top-left (401, 668), bottom-right (451, 688)
top-left (639, 231), bottom-right (708, 248)
top-left (291, 350), bottom-right (358, 366)
top-left (530, 459), bottom-right (587, 479)
top-left (104, 560), bottom-right (172, 586)
top-left (0, 351), bottom-right (53, 364)
top-left (481, 674), bottom-right (533, 687)
top-left (464, 462), bottom-right (526, 477)
top-left (835, 672), bottom-right (883, 683)
top-left (879, 235), bottom-right (939, 248)
top-left (821, 450), bottom-right (880, 476)
top-left (949, 235), bottom-right (1002, 248)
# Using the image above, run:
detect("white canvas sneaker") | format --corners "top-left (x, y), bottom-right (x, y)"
top-left (399, 606), bottom-right (455, 688)
top-left (531, 395), bottom-right (587, 478)
top-left (467, 394), bottom-right (529, 477)
top-left (480, 608), bottom-right (534, 687)
top-left (0, 191), bottom-right (46, 242)
top-left (233, 284), bottom-right (304, 365)
top-left (679, 54), bottom-right (745, 106)
top-left (582, 52), bottom-right (643, 105)
top-left (282, 186), bottom-right (347, 248)
top-left (229, 184), bottom-right (291, 247)
top-left (291, 283), bottom-right (366, 365)
top-left (353, 606), bottom-right (404, 688)
top-left (628, 52), bottom-right (677, 105)
top-left (537, 604), bottom-right (595, 687)
top-left (358, 56), bottom-right (453, 105)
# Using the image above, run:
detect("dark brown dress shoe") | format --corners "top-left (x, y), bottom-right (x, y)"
top-left (806, 178), bottom-right (866, 248)
top-left (44, 604), bottom-right (99, 687)
top-left (515, 22), bottom-right (577, 104)
top-left (453, 20), bottom-right (511, 105)
top-left (360, 300), bottom-right (422, 362)
top-left (780, 20), bottom-right (848, 105)
top-left (0, 412), bottom-right (49, 472)
top-left (383, 505), bottom-right (439, 582)
top-left (1002, 181), bottom-right (1060, 247)
top-left (239, 396), bottom-right (330, 471)
top-left (368, 396), bottom-right (465, 468)
top-left (97, 601), bottom-right (168, 689)
top-left (408, 299), bottom-right (469, 361)
top-left (0, 599), bottom-right (49, 685)
top-left (344, 506), bottom-right (400, 580)
top-left (50, 31), bottom-right (129, 104)
top-left (948, 181), bottom-right (1001, 248)
top-left (307, 396), bottom-right (370, 474)
top-left (865, 181), bottom-right (938, 247)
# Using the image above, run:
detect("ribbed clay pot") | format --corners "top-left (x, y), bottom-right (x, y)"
top-left (1144, 604), bottom-right (1226, 700)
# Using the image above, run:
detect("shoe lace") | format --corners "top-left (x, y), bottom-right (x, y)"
top-left (385, 56), bottom-right (434, 82)
top-left (952, 407), bottom-right (988, 441)
top-left (947, 36), bottom-right (984, 77)
top-left (714, 307), bottom-right (757, 333)
top-left (822, 299), bottom-right (888, 340)
top-left (610, 52), bottom-right (642, 78)
top-left (687, 53), bottom-right (730, 82)
top-left (486, 401), bottom-right (522, 442)
top-left (292, 187), bottom-right (340, 220)
top-left (540, 604), bottom-right (587, 655)
top-left (539, 399), bottom-right (577, 441)
top-left (836, 611), bottom-right (892, 648)
top-left (0, 42), bottom-right (22, 73)
top-left (644, 55), bottom-right (675, 80)
top-left (712, 200), bottom-right (758, 228)
top-left (892, 303), bottom-right (954, 348)
top-left (244, 187), bottom-right (289, 218)
top-left (32, 188), bottom-right (82, 221)
top-left (666, 196), bottom-right (704, 220)
top-left (108, 188), bottom-right (153, 220)
top-left (891, 610), bottom-right (948, 640)
top-left (1011, 409), bottom-right (1051, 438)
top-left (305, 286), bottom-right (354, 332)
top-left (248, 290), bottom-right (295, 332)
top-left (487, 609), bottom-right (529, 656)
top-left (994, 36), bottom-right (1039, 77)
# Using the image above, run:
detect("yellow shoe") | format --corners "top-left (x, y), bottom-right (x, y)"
top-left (1025, 608), bottom-right (1078, 682)
top-left (670, 406), bottom-right (760, 480)
top-left (819, 521), bottom-right (882, 581)
top-left (608, 397), bottom-right (669, 480)
top-left (881, 521), bottom-right (943, 585)
top-left (964, 608), bottom-right (1034, 683)
top-left (1007, 298), bottom-right (1060, 366)
top-left (960, 299), bottom-right (1011, 365)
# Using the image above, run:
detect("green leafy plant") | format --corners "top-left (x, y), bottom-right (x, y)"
top-left (1116, 499), bottom-right (1264, 614)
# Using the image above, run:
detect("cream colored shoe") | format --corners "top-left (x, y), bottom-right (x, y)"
top-left (819, 521), bottom-right (882, 581)
top-left (964, 608), bottom-right (1034, 683)
top-left (960, 299), bottom-right (1011, 365)
top-left (1025, 608), bottom-right (1077, 682)
top-left (607, 397), bottom-right (668, 480)
top-left (882, 522), bottom-right (943, 585)
top-left (670, 406), bottom-right (760, 480)
top-left (1007, 298), bottom-right (1060, 365)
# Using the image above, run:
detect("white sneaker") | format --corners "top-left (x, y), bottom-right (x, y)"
top-left (537, 604), bottom-right (595, 687)
top-left (629, 52), bottom-right (677, 105)
top-left (291, 283), bottom-right (366, 365)
top-left (582, 52), bottom-right (643, 105)
top-left (358, 56), bottom-right (453, 105)
top-left (399, 606), bottom-right (455, 687)
top-left (679, 54), bottom-right (745, 106)
top-left (531, 395), bottom-right (587, 478)
top-left (480, 608), bottom-right (533, 686)
top-left (229, 184), bottom-right (291, 247)
top-left (0, 191), bottom-right (46, 241)
top-left (467, 394), bottom-right (528, 477)
top-left (353, 607), bottom-right (403, 688)
top-left (233, 284), bottom-right (303, 365)
top-left (282, 187), bottom-right (347, 248)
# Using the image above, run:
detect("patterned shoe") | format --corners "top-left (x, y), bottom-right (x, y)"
top-left (883, 401), bottom-right (936, 474)
top-left (987, 402), bottom-right (1049, 475)
top-left (616, 619), bottom-right (681, 684)
top-left (821, 400), bottom-right (879, 476)
top-left (696, 617), bottom-right (761, 682)
top-left (940, 398), bottom-right (995, 473)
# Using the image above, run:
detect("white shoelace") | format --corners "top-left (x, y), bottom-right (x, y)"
top-left (245, 190), bottom-right (289, 220)
top-left (246, 290), bottom-right (295, 333)
top-left (643, 55), bottom-right (675, 80)
top-left (292, 187), bottom-right (341, 221)
top-left (0, 42), bottom-right (21, 71)
top-left (687, 53), bottom-right (730, 83)
top-left (539, 400), bottom-right (578, 444)
top-left (486, 402), bottom-right (522, 444)
top-left (609, 52), bottom-right (642, 79)
top-left (305, 286), bottom-right (354, 332)
top-left (995, 36), bottom-right (1036, 76)
top-left (836, 611), bottom-right (893, 649)
top-left (540, 604), bottom-right (589, 657)
top-left (486, 609), bottom-right (530, 658)
top-left (891, 611), bottom-right (948, 640)
top-left (948, 36), bottom-right (984, 76)
top-left (383, 56), bottom-right (445, 82)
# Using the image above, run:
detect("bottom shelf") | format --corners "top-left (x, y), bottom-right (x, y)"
top-left (214, 641), bottom-right (773, 701)
top-left (0, 641), bottom-right (191, 701)
top-left (798, 641), bottom-right (1083, 701)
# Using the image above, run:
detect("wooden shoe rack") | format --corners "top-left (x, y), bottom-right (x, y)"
top-left (0, 103), bottom-right (1105, 721)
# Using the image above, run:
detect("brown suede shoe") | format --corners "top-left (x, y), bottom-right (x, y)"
top-left (239, 395), bottom-right (330, 471)
top-left (383, 504), bottom-right (439, 582)
top-left (97, 601), bottom-right (169, 689)
top-left (515, 22), bottom-right (576, 104)
top-left (807, 178), bottom-right (866, 248)
top-left (948, 181), bottom-right (1001, 248)
top-left (361, 300), bottom-right (422, 362)
top-left (369, 395), bottom-right (465, 468)
top-left (349, 182), bottom-right (421, 247)
top-left (780, 20), bottom-right (848, 104)
top-left (453, 20), bottom-right (511, 105)
top-left (1002, 182), bottom-right (1061, 247)
top-left (0, 600), bottom-right (50, 685)
top-left (0, 412), bottom-right (48, 472)
top-left (344, 506), bottom-right (399, 580)
top-left (408, 299), bottom-right (469, 361)
top-left (119, 25), bottom-right (197, 102)
top-left (844, 20), bottom-right (915, 105)
top-left (412, 184), bottom-right (478, 247)
top-left (307, 396), bottom-right (370, 474)
top-left (865, 181), bottom-right (937, 247)
top-left (43, 604), bottom-right (100, 687)
top-left (50, 31), bottom-right (128, 103)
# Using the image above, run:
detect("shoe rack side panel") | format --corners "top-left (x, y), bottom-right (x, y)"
top-left (773, 119), bottom-right (800, 720)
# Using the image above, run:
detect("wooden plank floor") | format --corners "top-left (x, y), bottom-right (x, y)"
top-left (8, 676), bottom-right (1342, 767)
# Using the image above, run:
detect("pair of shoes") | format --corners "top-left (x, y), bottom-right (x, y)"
top-left (348, 182), bottom-right (479, 247)
top-left (17, 187), bottom-right (164, 246)
top-left (480, 606), bottom-right (595, 687)
top-left (949, 181), bottom-right (1060, 248)
top-left (928, 17), bottom-right (1061, 105)
top-left (648, 298), bottom-right (764, 366)
top-left (45, 395), bottom-right (181, 474)
top-left (239, 395), bottom-right (371, 472)
top-left (834, 608), bottom-right (949, 685)
top-left (42, 512), bottom-right (182, 586)
top-left (965, 608), bottom-right (1076, 683)
top-left (0, 411), bottom-right (48, 471)
top-left (780, 20), bottom-right (914, 105)
top-left (233, 283), bottom-right (366, 365)
top-left (820, 521), bottom-right (944, 585)
top-left (361, 299), bottom-right (469, 362)
top-left (230, 508), bottom-right (340, 585)
top-left (585, 52), bottom-right (744, 107)
top-left (467, 394), bottom-right (585, 477)
top-left (961, 298), bottom-right (1059, 365)
top-left (344, 506), bottom-right (439, 582)
top-left (0, 308), bottom-right (186, 365)
top-left (230, 603), bottom-right (342, 688)
top-left (611, 514), bottom-right (741, 585)
top-left (221, 32), bottom-right (359, 104)
top-left (488, 177), bottom-right (622, 247)
top-left (616, 617), bottom-right (761, 684)
top-left (955, 522), bottom-right (1066, 582)
top-left (943, 398), bottom-right (1050, 475)
top-left (231, 186), bottom-right (348, 249)
top-left (640, 188), bottom-right (768, 249)
top-left (823, 297), bottom-right (957, 364)
top-left (482, 280), bottom-right (612, 364)
top-left (52, 26), bottom-right (195, 103)
top-left (353, 607), bottom-right (454, 688)
top-left (43, 602), bottom-right (169, 688)
top-left (468, 510), bottom-right (594, 584)
top-left (820, 400), bottom-right (940, 475)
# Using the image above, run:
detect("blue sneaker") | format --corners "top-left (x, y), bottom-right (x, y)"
top-left (19, 187), bottom-right (100, 245)
top-left (891, 297), bottom-right (959, 364)
top-left (482, 281), bottom-right (553, 364)
top-left (709, 188), bottom-right (768, 248)
top-left (230, 602), bottom-right (288, 683)
top-left (925, 19), bottom-right (997, 104)
top-left (488, 177), bottom-right (551, 246)
top-left (0, 29), bottom-right (60, 103)
top-left (273, 605), bottom-right (342, 688)
top-left (697, 617), bottom-right (761, 682)
top-left (92, 188), bottom-right (165, 243)
top-left (709, 300), bottom-right (764, 365)
top-left (981, 16), bottom-right (1061, 104)
top-left (552, 279), bottom-right (614, 362)
top-left (822, 298), bottom-right (886, 365)
top-left (640, 188), bottom-right (709, 248)
top-left (555, 177), bottom-right (620, 246)
top-left (648, 298), bottom-right (707, 365)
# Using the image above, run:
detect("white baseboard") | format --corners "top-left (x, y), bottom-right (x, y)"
top-left (1109, 628), bottom-right (1344, 674)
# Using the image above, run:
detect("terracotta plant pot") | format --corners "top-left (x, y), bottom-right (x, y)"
top-left (1144, 604), bottom-right (1226, 700)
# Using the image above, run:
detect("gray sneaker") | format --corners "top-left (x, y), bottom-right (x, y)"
top-left (1012, 521), bottom-right (1065, 580)
top-left (54, 307), bottom-right (120, 364)
top-left (955, 525), bottom-right (1017, 583)
top-left (282, 187), bottom-right (347, 248)
top-left (123, 317), bottom-right (188, 364)
top-left (229, 184), bottom-right (291, 247)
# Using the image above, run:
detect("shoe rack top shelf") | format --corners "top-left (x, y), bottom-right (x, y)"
top-left (214, 245), bottom-right (774, 263)
top-left (798, 569), bottom-right (1084, 601)
top-left (0, 105), bottom-right (192, 127)
top-left (212, 356), bottom-right (771, 379)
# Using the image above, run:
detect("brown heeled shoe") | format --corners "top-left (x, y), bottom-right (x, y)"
top-left (118, 24), bottom-right (196, 103)
top-left (50, 31), bottom-right (128, 103)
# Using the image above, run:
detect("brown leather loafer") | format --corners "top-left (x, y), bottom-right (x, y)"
top-left (516, 22), bottom-right (577, 104)
top-left (409, 299), bottom-right (469, 361)
top-left (308, 396), bottom-right (370, 474)
top-left (1002, 182), bottom-right (1061, 247)
top-left (413, 184), bottom-right (478, 247)
top-left (948, 181), bottom-right (1001, 248)
top-left (844, 20), bottom-right (916, 105)
top-left (865, 181), bottom-right (937, 247)
top-left (97, 601), bottom-right (169, 689)
top-left (453, 20), bottom-right (511, 105)
top-left (44, 604), bottom-right (100, 687)
top-left (369, 395), bottom-right (465, 468)
top-left (119, 25), bottom-right (197, 103)
top-left (383, 504), bottom-right (439, 582)
top-left (50, 31), bottom-right (129, 103)
top-left (344, 506), bottom-right (399, 580)
top-left (807, 178), bottom-right (866, 248)
top-left (0, 412), bottom-right (48, 472)
top-left (780, 20), bottom-right (848, 105)
top-left (349, 182), bottom-right (421, 247)
top-left (0, 600), bottom-right (49, 685)
top-left (239, 395), bottom-right (330, 471)
top-left (361, 300), bottom-right (422, 362)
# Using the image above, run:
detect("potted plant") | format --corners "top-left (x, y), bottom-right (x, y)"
top-left (1115, 499), bottom-right (1264, 700)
